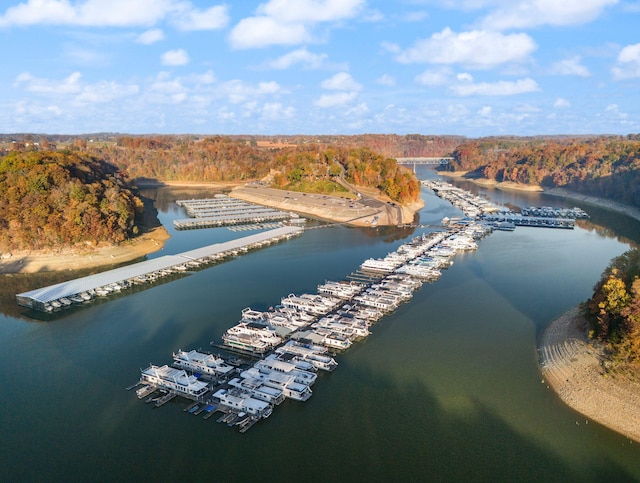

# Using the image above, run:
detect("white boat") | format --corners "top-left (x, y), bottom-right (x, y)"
top-left (265, 353), bottom-right (316, 373)
top-left (395, 264), bottom-right (441, 280)
top-left (275, 340), bottom-right (338, 372)
top-left (314, 314), bottom-right (370, 339)
top-left (360, 258), bottom-right (397, 273)
top-left (212, 388), bottom-right (273, 418)
top-left (317, 280), bottom-right (364, 299)
top-left (140, 365), bottom-right (209, 398)
top-left (240, 367), bottom-right (313, 401)
top-left (222, 321), bottom-right (282, 354)
top-left (228, 377), bottom-right (286, 405)
top-left (280, 293), bottom-right (331, 316)
top-left (316, 331), bottom-right (352, 350)
top-left (172, 349), bottom-right (235, 378)
top-left (255, 358), bottom-right (317, 386)
top-left (352, 293), bottom-right (398, 312)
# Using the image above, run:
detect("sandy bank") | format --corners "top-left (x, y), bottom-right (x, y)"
top-left (545, 187), bottom-right (640, 223)
top-left (440, 171), bottom-right (543, 192)
top-left (135, 178), bottom-right (248, 190)
top-left (0, 226), bottom-right (170, 274)
top-left (539, 308), bottom-right (640, 443)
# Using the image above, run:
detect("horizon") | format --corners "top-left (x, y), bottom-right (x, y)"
top-left (1, 1), bottom-right (639, 137)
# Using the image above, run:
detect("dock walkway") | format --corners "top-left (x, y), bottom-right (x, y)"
top-left (17, 226), bottom-right (303, 313)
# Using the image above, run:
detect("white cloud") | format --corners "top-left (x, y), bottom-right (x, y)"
top-left (14, 71), bottom-right (138, 106)
top-left (376, 74), bottom-right (396, 86)
top-left (345, 102), bottom-right (369, 116)
top-left (554, 98), bottom-right (571, 108)
top-left (397, 28), bottom-right (536, 69)
top-left (314, 91), bottom-right (358, 107)
top-left (75, 81), bottom-right (139, 103)
top-left (229, 0), bottom-right (364, 49)
top-left (321, 72), bottom-right (362, 91)
top-left (551, 56), bottom-right (591, 77)
top-left (265, 48), bottom-right (328, 69)
top-left (450, 78), bottom-right (540, 96)
top-left (0, 0), bottom-right (228, 29)
top-left (161, 49), bottom-right (189, 66)
top-left (604, 103), bottom-right (628, 118)
top-left (171, 4), bottom-right (229, 31)
top-left (478, 105), bottom-right (492, 117)
top-left (14, 71), bottom-right (83, 94)
top-left (229, 16), bottom-right (310, 49)
top-left (314, 72), bottom-right (360, 107)
top-left (136, 29), bottom-right (165, 45)
top-left (447, 103), bottom-right (470, 117)
top-left (223, 80), bottom-right (282, 104)
top-left (457, 72), bottom-right (474, 82)
top-left (256, 0), bottom-right (364, 23)
top-left (415, 68), bottom-right (451, 86)
top-left (261, 102), bottom-right (296, 120)
top-left (612, 43), bottom-right (640, 79)
top-left (480, 0), bottom-right (618, 30)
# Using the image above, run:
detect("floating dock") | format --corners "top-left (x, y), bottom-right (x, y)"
top-left (174, 195), bottom-right (300, 230)
top-left (16, 226), bottom-right (303, 313)
top-left (482, 213), bottom-right (575, 229)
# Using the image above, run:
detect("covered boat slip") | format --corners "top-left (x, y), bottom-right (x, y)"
top-left (173, 195), bottom-right (298, 230)
top-left (16, 226), bottom-right (303, 312)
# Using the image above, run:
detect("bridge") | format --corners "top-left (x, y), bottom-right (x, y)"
top-left (396, 157), bottom-right (453, 172)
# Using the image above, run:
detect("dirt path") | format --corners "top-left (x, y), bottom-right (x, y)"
top-left (539, 307), bottom-right (640, 442)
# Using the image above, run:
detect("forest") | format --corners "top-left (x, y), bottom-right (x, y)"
top-left (0, 151), bottom-right (143, 251)
top-left (77, 137), bottom-right (421, 204)
top-left (587, 249), bottom-right (640, 377)
top-left (447, 135), bottom-right (640, 209)
top-left (0, 139), bottom-right (422, 252)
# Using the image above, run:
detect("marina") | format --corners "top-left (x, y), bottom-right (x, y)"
top-left (421, 179), bottom-right (588, 230)
top-left (133, 201), bottom-right (494, 431)
top-left (131, 181), bottom-right (599, 432)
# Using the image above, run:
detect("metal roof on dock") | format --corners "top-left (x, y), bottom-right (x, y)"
top-left (17, 226), bottom-right (303, 306)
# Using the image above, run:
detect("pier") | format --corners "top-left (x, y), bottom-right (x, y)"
top-left (132, 181), bottom-right (589, 433)
top-left (483, 213), bottom-right (575, 229)
top-left (422, 180), bottom-right (587, 230)
top-left (134, 221), bottom-right (492, 432)
top-left (16, 226), bottom-right (303, 313)
top-left (174, 195), bottom-right (300, 230)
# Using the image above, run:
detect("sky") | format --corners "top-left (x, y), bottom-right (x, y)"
top-left (1, 0), bottom-right (639, 137)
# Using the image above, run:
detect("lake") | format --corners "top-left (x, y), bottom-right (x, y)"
top-left (1, 167), bottom-right (640, 482)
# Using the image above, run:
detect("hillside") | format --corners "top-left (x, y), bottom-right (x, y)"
top-left (0, 150), bottom-right (143, 252)
top-left (446, 135), bottom-right (640, 209)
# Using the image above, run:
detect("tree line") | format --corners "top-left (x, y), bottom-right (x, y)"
top-left (446, 135), bottom-right (640, 209)
top-left (84, 137), bottom-right (420, 204)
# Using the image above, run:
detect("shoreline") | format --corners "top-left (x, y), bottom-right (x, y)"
top-left (0, 226), bottom-right (170, 275)
top-left (441, 171), bottom-right (640, 222)
top-left (0, 178), bottom-right (423, 274)
top-left (539, 307), bottom-right (640, 443)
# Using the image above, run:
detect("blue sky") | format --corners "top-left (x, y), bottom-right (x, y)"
top-left (1, 0), bottom-right (639, 136)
